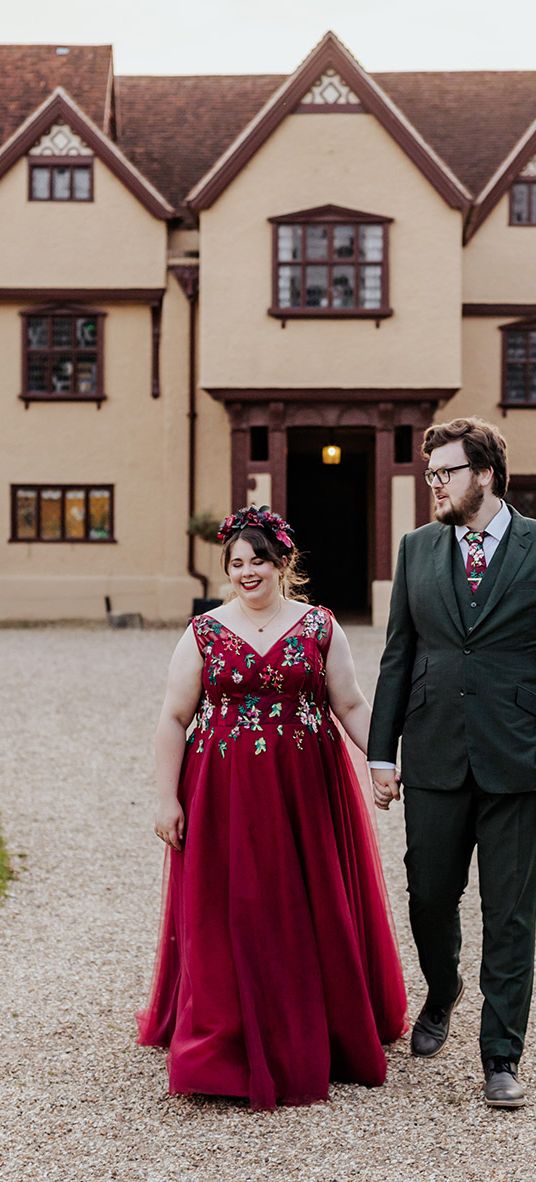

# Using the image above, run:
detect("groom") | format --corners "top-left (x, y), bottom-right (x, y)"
top-left (368, 416), bottom-right (536, 1108)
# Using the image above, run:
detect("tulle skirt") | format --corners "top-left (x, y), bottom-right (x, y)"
top-left (137, 728), bottom-right (407, 1110)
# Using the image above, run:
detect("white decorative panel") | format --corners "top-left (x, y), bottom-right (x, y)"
top-left (519, 155), bottom-right (536, 178)
top-left (29, 123), bottom-right (93, 157)
top-left (300, 69), bottom-right (362, 108)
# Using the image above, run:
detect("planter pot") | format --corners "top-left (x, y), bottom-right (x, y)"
top-left (191, 597), bottom-right (223, 618)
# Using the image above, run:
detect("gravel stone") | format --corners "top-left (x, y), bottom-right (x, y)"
top-left (0, 625), bottom-right (534, 1182)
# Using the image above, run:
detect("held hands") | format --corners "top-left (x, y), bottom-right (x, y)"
top-left (154, 799), bottom-right (185, 850)
top-left (372, 770), bottom-right (401, 811)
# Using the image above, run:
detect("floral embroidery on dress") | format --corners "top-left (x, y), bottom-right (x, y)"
top-left (208, 655), bottom-right (226, 684)
top-left (260, 664), bottom-right (284, 691)
top-left (190, 606), bottom-right (333, 757)
top-left (197, 695), bottom-right (215, 733)
top-left (195, 616), bottom-right (224, 639)
top-left (293, 729), bottom-right (305, 751)
top-left (237, 695), bottom-right (263, 732)
top-left (301, 608), bottom-right (329, 641)
top-left (221, 632), bottom-right (244, 655)
top-left (296, 692), bottom-right (323, 734)
top-left (282, 637), bottom-right (311, 670)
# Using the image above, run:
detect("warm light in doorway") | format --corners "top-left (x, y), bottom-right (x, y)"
top-left (322, 444), bottom-right (341, 465)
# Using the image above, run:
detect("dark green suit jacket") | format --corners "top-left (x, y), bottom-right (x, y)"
top-left (368, 507), bottom-right (536, 792)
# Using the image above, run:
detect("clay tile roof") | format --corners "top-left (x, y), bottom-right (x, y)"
top-left (3, 49), bottom-right (536, 217)
top-left (0, 45), bottom-right (114, 142)
top-left (116, 70), bottom-right (536, 216)
top-left (116, 74), bottom-right (284, 221)
top-left (373, 71), bottom-right (536, 197)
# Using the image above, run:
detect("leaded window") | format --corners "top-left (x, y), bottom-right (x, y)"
top-left (21, 308), bottom-right (105, 402)
top-left (270, 208), bottom-right (391, 318)
top-left (509, 181), bottom-right (536, 226)
top-left (11, 486), bottom-right (114, 542)
top-left (29, 161), bottom-right (93, 202)
top-left (502, 327), bottom-right (536, 405)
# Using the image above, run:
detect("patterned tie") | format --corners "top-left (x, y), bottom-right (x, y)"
top-left (464, 531), bottom-right (487, 593)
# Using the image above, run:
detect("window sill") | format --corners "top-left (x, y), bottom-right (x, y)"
top-left (19, 393), bottom-right (107, 407)
top-left (9, 536), bottom-right (117, 544)
top-left (268, 307), bottom-right (393, 321)
top-left (498, 401), bottom-right (536, 409)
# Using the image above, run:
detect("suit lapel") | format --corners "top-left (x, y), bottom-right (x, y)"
top-left (469, 509), bottom-right (532, 634)
top-left (432, 525), bottom-right (465, 637)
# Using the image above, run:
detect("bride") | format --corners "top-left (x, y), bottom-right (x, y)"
top-left (137, 505), bottom-right (407, 1109)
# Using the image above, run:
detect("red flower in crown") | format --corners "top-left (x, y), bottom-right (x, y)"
top-left (217, 505), bottom-right (295, 549)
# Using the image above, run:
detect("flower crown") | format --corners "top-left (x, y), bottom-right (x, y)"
top-left (217, 505), bottom-right (294, 550)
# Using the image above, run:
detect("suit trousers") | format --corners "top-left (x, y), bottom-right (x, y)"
top-left (404, 772), bottom-right (536, 1062)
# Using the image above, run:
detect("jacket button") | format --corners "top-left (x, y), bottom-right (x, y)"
top-left (470, 602), bottom-right (477, 608)
top-left (463, 648), bottom-right (472, 655)
top-left (460, 691), bottom-right (465, 697)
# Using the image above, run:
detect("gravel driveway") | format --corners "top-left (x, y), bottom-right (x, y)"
top-left (0, 625), bottom-right (534, 1182)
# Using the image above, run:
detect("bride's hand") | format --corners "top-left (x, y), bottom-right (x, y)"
top-left (154, 800), bottom-right (185, 850)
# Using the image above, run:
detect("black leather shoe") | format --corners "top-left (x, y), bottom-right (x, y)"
top-left (411, 976), bottom-right (464, 1058)
top-left (483, 1058), bottom-right (526, 1108)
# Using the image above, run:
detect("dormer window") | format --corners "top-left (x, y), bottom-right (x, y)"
top-left (29, 161), bottom-right (92, 201)
top-left (27, 121), bottom-right (94, 202)
top-left (269, 205), bottom-right (392, 319)
top-left (509, 157), bottom-right (536, 224)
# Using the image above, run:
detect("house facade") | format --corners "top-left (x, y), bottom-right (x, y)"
top-left (1, 35), bottom-right (535, 625)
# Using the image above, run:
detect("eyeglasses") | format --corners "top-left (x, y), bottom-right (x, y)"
top-left (423, 463), bottom-right (472, 487)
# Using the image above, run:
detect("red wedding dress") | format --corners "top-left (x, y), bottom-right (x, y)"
top-left (137, 607), bottom-right (407, 1109)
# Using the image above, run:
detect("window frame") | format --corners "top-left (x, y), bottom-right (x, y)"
top-left (500, 320), bottom-right (536, 409)
top-left (506, 476), bottom-right (536, 519)
top-left (28, 157), bottom-right (94, 203)
top-left (9, 484), bottom-right (116, 543)
top-left (268, 206), bottom-right (393, 320)
top-left (19, 305), bottom-right (106, 405)
top-left (509, 179), bottom-right (536, 226)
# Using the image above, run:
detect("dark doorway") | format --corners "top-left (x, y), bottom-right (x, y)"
top-left (287, 427), bottom-right (374, 616)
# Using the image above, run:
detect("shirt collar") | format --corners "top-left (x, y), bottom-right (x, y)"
top-left (455, 500), bottom-right (511, 543)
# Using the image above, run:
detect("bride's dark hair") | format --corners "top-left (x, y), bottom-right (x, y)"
top-left (222, 526), bottom-right (309, 601)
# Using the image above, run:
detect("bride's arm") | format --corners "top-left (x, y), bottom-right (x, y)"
top-left (325, 620), bottom-right (371, 754)
top-left (154, 626), bottom-right (203, 849)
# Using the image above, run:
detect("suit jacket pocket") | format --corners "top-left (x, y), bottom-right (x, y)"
top-left (516, 686), bottom-right (536, 717)
top-left (411, 655), bottom-right (428, 684)
top-left (405, 683), bottom-right (426, 718)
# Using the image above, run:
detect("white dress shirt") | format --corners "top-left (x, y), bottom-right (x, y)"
top-left (369, 500), bottom-right (512, 772)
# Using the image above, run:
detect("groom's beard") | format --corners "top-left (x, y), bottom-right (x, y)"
top-left (434, 478), bottom-right (484, 526)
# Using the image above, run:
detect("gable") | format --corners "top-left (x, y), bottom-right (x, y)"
top-left (187, 32), bottom-right (469, 213)
top-left (0, 89), bottom-right (173, 220)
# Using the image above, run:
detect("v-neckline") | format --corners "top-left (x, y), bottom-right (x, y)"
top-left (203, 608), bottom-right (315, 661)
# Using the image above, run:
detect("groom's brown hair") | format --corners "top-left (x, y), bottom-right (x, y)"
top-left (421, 416), bottom-right (509, 498)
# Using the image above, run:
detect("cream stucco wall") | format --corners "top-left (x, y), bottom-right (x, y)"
top-left (443, 318), bottom-right (536, 474)
top-left (0, 157), bottom-right (166, 288)
top-left (464, 195), bottom-right (536, 303)
top-left (0, 148), bottom-right (201, 621)
top-left (0, 283), bottom-right (200, 622)
top-left (199, 112), bottom-right (462, 391)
